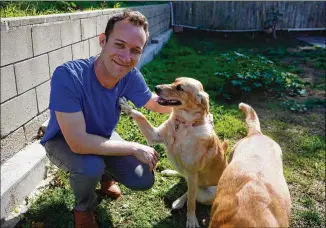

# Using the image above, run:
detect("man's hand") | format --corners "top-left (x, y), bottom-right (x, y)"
top-left (131, 142), bottom-right (158, 171)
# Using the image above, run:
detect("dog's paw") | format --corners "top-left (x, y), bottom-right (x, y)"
top-left (118, 97), bottom-right (133, 114)
top-left (186, 215), bottom-right (200, 228)
top-left (161, 169), bottom-right (182, 177)
top-left (172, 194), bottom-right (187, 210)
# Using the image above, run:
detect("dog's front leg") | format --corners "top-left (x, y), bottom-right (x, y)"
top-left (186, 173), bottom-right (200, 228)
top-left (119, 97), bottom-right (163, 145)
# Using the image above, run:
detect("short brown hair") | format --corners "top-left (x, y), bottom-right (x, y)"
top-left (104, 10), bottom-right (149, 42)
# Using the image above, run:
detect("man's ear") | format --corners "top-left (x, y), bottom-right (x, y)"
top-left (196, 92), bottom-right (209, 113)
top-left (99, 33), bottom-right (106, 48)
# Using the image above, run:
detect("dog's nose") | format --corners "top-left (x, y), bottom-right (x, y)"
top-left (155, 86), bottom-right (162, 94)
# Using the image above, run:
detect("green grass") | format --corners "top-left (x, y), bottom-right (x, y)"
top-left (0, 1), bottom-right (166, 18)
top-left (17, 32), bottom-right (325, 228)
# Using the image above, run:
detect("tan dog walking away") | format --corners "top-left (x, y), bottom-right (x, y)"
top-left (119, 77), bottom-right (228, 228)
top-left (209, 103), bottom-right (291, 228)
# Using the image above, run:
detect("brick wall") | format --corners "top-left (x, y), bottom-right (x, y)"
top-left (0, 4), bottom-right (171, 163)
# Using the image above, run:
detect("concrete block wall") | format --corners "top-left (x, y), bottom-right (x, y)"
top-left (0, 4), bottom-right (171, 164)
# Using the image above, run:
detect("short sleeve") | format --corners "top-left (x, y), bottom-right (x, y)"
top-left (49, 66), bottom-right (82, 113)
top-left (124, 69), bottom-right (152, 108)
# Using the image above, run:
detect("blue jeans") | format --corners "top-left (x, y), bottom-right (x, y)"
top-left (44, 132), bottom-right (154, 211)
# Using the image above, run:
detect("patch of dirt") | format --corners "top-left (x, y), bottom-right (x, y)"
top-left (280, 58), bottom-right (325, 86)
top-left (277, 48), bottom-right (325, 117)
top-left (241, 93), bottom-right (325, 138)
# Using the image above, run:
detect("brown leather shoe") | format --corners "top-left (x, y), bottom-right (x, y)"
top-left (73, 209), bottom-right (98, 228)
top-left (100, 180), bottom-right (121, 199)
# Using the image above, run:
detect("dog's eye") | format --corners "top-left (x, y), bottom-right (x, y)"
top-left (176, 85), bottom-right (184, 91)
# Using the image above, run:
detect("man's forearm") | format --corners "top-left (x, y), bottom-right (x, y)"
top-left (70, 132), bottom-right (136, 156)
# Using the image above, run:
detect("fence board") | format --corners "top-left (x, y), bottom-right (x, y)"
top-left (173, 1), bottom-right (325, 30)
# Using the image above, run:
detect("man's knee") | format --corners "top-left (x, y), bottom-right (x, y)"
top-left (72, 156), bottom-right (106, 180)
top-left (125, 171), bottom-right (155, 190)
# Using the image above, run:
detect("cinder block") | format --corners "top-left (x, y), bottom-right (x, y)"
top-left (81, 17), bottom-right (97, 40)
top-left (24, 110), bottom-right (49, 142)
top-left (87, 11), bottom-right (102, 18)
top-left (96, 15), bottom-right (111, 35)
top-left (39, 118), bottom-right (50, 135)
top-left (69, 10), bottom-right (100, 21)
top-left (48, 46), bottom-right (72, 76)
top-left (0, 26), bottom-right (33, 66)
top-left (14, 54), bottom-right (50, 95)
top-left (36, 81), bottom-right (51, 113)
top-left (89, 36), bottom-right (101, 57)
top-left (148, 17), bottom-right (155, 28)
top-left (0, 65), bottom-right (17, 103)
top-left (1, 20), bottom-right (9, 31)
top-left (0, 90), bottom-right (38, 138)
top-left (136, 44), bottom-right (156, 70)
top-left (60, 20), bottom-right (81, 46)
top-left (32, 23), bottom-right (62, 56)
top-left (69, 11), bottom-right (90, 21)
top-left (44, 14), bottom-right (71, 23)
top-left (7, 16), bottom-right (46, 28)
top-left (101, 8), bottom-right (116, 15)
top-left (0, 127), bottom-right (26, 164)
top-left (1, 141), bottom-right (49, 221)
top-left (72, 40), bottom-right (90, 60)
top-left (134, 7), bottom-right (148, 18)
top-left (136, 29), bottom-right (172, 70)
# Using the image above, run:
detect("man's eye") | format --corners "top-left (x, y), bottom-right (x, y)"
top-left (115, 43), bottom-right (124, 48)
top-left (176, 85), bottom-right (184, 91)
top-left (131, 49), bottom-right (141, 55)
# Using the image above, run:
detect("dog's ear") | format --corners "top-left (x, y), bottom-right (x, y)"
top-left (196, 92), bottom-right (209, 113)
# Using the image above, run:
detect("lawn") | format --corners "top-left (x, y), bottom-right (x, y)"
top-left (16, 31), bottom-right (325, 228)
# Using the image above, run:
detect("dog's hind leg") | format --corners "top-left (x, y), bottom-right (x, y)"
top-left (196, 186), bottom-right (217, 205)
top-left (172, 192), bottom-right (187, 210)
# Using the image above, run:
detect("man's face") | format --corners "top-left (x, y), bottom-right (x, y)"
top-left (99, 19), bottom-right (147, 80)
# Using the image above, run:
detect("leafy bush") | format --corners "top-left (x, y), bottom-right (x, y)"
top-left (280, 99), bottom-right (307, 112)
top-left (214, 51), bottom-right (306, 99)
top-left (280, 98), bottom-right (325, 113)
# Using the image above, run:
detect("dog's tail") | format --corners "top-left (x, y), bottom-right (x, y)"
top-left (239, 103), bottom-right (261, 136)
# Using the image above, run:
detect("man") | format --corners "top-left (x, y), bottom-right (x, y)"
top-left (41, 10), bottom-right (171, 228)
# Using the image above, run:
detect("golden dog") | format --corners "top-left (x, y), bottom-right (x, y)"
top-left (119, 77), bottom-right (228, 228)
top-left (209, 103), bottom-right (291, 228)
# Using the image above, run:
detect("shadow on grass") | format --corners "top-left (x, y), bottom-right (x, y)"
top-left (14, 201), bottom-right (74, 228)
top-left (152, 178), bottom-right (212, 228)
top-left (13, 190), bottom-right (114, 228)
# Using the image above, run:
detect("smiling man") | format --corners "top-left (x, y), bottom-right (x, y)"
top-left (40, 10), bottom-right (171, 228)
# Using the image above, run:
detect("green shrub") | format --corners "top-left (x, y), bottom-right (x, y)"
top-left (214, 51), bottom-right (306, 99)
top-left (280, 99), bottom-right (307, 112)
top-left (280, 98), bottom-right (325, 112)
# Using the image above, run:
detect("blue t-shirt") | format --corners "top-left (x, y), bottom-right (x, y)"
top-left (40, 56), bottom-right (152, 145)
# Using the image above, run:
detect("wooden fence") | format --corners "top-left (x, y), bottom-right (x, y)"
top-left (172, 1), bottom-right (325, 30)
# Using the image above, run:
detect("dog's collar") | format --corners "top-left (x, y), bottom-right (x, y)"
top-left (172, 117), bottom-right (213, 143)
top-left (174, 117), bottom-right (206, 130)
top-left (173, 116), bottom-right (214, 133)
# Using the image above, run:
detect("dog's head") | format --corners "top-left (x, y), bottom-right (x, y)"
top-left (155, 77), bottom-right (209, 113)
